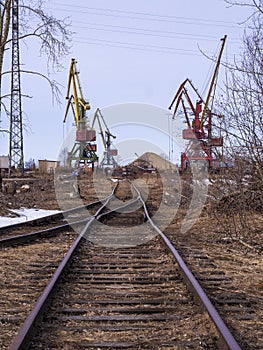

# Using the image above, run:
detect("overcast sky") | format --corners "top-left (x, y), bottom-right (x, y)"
top-left (0, 0), bottom-right (252, 164)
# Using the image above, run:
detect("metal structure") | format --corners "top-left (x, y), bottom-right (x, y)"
top-left (9, 0), bottom-right (24, 171)
top-left (169, 35), bottom-right (226, 173)
top-left (63, 58), bottom-right (98, 171)
top-left (91, 108), bottom-right (118, 168)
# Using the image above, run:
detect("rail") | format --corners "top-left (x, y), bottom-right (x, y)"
top-left (9, 182), bottom-right (241, 350)
top-left (0, 197), bottom-right (110, 234)
top-left (0, 194), bottom-right (118, 246)
top-left (133, 183), bottom-right (241, 350)
top-left (8, 183), bottom-right (119, 350)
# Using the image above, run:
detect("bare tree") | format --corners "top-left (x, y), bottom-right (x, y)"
top-left (208, 1), bottom-right (263, 247)
top-left (224, 0), bottom-right (263, 17)
top-left (219, 12), bottom-right (263, 179)
top-left (0, 0), bottom-right (72, 113)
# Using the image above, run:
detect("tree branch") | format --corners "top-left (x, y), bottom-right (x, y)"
top-left (1, 68), bottom-right (63, 104)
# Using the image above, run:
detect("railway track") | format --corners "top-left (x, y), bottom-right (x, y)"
top-left (0, 185), bottom-right (119, 349)
top-left (7, 181), bottom-right (242, 350)
top-left (168, 244), bottom-right (261, 349)
top-left (0, 197), bottom-right (113, 247)
top-left (0, 229), bottom-right (77, 348)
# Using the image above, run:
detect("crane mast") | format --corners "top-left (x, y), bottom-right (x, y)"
top-left (92, 108), bottom-right (118, 168)
top-left (64, 59), bottom-right (98, 171)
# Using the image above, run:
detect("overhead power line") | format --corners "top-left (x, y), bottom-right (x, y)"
top-left (74, 21), bottom-right (231, 40)
top-left (47, 5), bottom-right (241, 28)
top-left (50, 3), bottom-right (241, 27)
top-left (47, 4), bottom-right (241, 57)
top-left (73, 22), bottom-right (239, 44)
top-left (74, 39), bottom-right (199, 55)
top-left (74, 36), bottom-right (235, 57)
top-left (75, 36), bottom-right (201, 53)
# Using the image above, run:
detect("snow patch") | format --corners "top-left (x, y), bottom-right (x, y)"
top-left (0, 208), bottom-right (60, 228)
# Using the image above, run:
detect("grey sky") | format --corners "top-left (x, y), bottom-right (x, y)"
top-left (0, 0), bottom-right (251, 163)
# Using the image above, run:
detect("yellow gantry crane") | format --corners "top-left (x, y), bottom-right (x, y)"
top-left (63, 58), bottom-right (98, 170)
top-left (92, 108), bottom-right (118, 168)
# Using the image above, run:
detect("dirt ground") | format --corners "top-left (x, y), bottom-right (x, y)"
top-left (1, 170), bottom-right (262, 252)
top-left (0, 170), bottom-right (262, 348)
top-left (0, 174), bottom-right (60, 216)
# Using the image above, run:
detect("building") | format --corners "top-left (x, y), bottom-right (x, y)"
top-left (38, 160), bottom-right (60, 174)
top-left (0, 155), bottom-right (9, 175)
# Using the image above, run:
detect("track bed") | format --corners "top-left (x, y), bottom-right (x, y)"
top-left (28, 236), bottom-right (219, 349)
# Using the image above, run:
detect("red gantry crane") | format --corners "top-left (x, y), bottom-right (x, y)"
top-left (63, 58), bottom-right (98, 171)
top-left (169, 35), bottom-right (226, 173)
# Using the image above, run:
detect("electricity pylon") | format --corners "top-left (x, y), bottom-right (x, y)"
top-left (9, 0), bottom-right (24, 171)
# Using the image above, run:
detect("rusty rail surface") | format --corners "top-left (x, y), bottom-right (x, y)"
top-left (0, 197), bottom-right (109, 234)
top-left (0, 218), bottom-right (85, 247)
top-left (133, 183), bottom-right (242, 350)
top-left (8, 182), bottom-right (241, 350)
top-left (0, 195), bottom-right (116, 246)
top-left (8, 183), bottom-right (119, 350)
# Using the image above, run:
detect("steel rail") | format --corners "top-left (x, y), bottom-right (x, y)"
top-left (0, 212), bottom-right (63, 233)
top-left (9, 182), bottom-right (242, 350)
top-left (0, 193), bottom-right (142, 247)
top-left (0, 217), bottom-right (88, 247)
top-left (132, 183), bottom-right (242, 350)
top-left (96, 195), bottom-right (142, 221)
top-left (8, 182), bottom-right (119, 350)
top-left (0, 197), bottom-right (109, 234)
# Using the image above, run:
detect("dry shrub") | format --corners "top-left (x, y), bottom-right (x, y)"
top-left (208, 158), bottom-right (263, 249)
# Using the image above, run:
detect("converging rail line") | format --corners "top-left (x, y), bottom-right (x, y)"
top-left (0, 185), bottom-right (121, 348)
top-left (0, 196), bottom-right (115, 247)
top-left (8, 181), bottom-right (241, 350)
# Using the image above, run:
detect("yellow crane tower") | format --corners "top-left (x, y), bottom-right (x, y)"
top-left (63, 58), bottom-right (98, 171)
top-left (92, 108), bottom-right (118, 168)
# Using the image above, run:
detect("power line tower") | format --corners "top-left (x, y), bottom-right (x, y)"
top-left (9, 0), bottom-right (24, 171)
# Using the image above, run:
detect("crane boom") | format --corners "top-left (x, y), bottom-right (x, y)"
top-left (64, 58), bottom-right (90, 127)
top-left (200, 35), bottom-right (227, 127)
top-left (92, 108), bottom-right (116, 149)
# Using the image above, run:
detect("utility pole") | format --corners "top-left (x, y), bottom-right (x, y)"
top-left (9, 0), bottom-right (24, 171)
